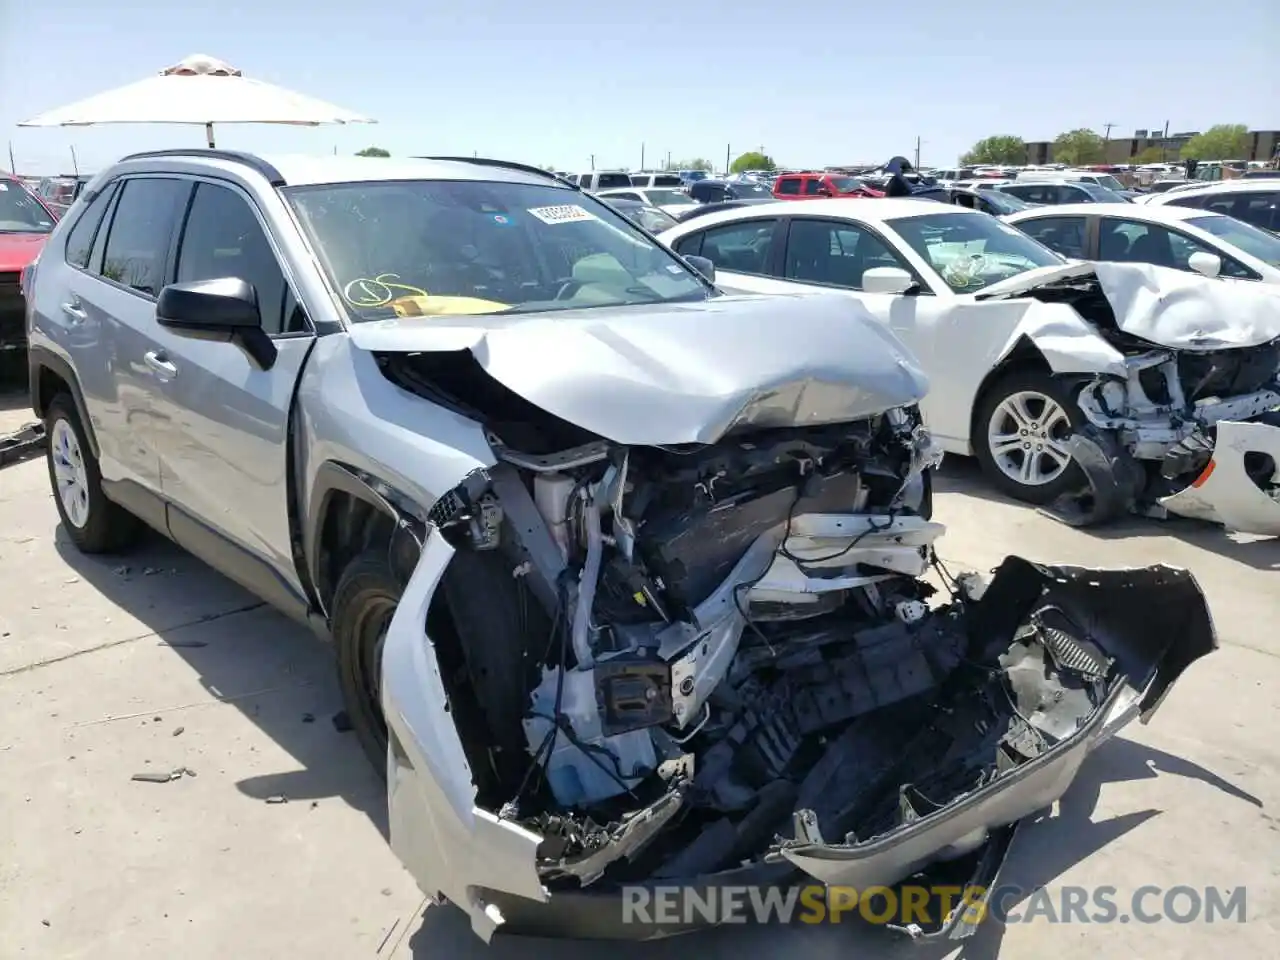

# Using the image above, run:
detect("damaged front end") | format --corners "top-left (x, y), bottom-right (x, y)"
top-left (1048, 346), bottom-right (1280, 533)
top-left (986, 262), bottom-right (1280, 534)
top-left (378, 365), bottom-right (1216, 942)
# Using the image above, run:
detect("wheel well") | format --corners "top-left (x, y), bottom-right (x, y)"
top-left (969, 338), bottom-right (1051, 442)
top-left (316, 491), bottom-right (399, 613)
top-left (35, 364), bottom-right (70, 418)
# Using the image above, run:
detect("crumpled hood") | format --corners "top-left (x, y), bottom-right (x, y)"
top-left (979, 260), bottom-right (1280, 350)
top-left (1090, 261), bottom-right (1280, 350)
top-left (346, 293), bottom-right (930, 445)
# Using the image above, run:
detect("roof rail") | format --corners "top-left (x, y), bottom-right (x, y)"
top-left (115, 149), bottom-right (286, 186)
top-left (415, 156), bottom-right (578, 189)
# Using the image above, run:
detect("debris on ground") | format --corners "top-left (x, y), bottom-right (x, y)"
top-left (113, 566), bottom-right (131, 576)
top-left (0, 422), bottom-right (47, 469)
top-left (302, 712), bottom-right (315, 723)
top-left (172, 726), bottom-right (184, 737)
top-left (161, 639), bottom-right (208, 649)
top-left (266, 795), bottom-right (289, 804)
top-left (131, 767), bottom-right (195, 783)
top-left (331, 711), bottom-right (353, 733)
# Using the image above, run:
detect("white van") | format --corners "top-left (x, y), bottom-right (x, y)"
top-left (572, 171), bottom-right (635, 192)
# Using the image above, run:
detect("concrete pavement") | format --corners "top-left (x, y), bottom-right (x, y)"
top-left (1, 391), bottom-right (1276, 959)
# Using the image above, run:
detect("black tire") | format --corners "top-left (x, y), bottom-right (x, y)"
top-left (331, 545), bottom-right (546, 785)
top-left (44, 392), bottom-right (142, 553)
top-left (331, 550), bottom-right (403, 777)
top-left (973, 370), bottom-right (1086, 505)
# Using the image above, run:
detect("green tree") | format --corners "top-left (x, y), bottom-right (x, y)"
top-left (1181, 124), bottom-right (1249, 161)
top-left (666, 157), bottom-right (713, 172)
top-left (1133, 146), bottom-right (1168, 164)
top-left (959, 135), bottom-right (1026, 166)
top-left (1052, 129), bottom-right (1106, 165)
top-left (355, 146), bottom-right (390, 157)
top-left (730, 151), bottom-right (776, 174)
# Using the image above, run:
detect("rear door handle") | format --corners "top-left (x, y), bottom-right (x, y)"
top-left (144, 350), bottom-right (178, 380)
top-left (61, 301), bottom-right (87, 323)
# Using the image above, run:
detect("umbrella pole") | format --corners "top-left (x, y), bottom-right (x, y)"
top-left (205, 122), bottom-right (215, 149)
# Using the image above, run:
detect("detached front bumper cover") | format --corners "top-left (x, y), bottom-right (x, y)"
top-left (1160, 419), bottom-right (1280, 536)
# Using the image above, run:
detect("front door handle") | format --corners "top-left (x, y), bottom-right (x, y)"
top-left (144, 350), bottom-right (178, 380)
top-left (61, 301), bottom-right (87, 323)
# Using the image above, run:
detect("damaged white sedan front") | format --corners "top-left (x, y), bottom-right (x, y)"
top-left (353, 294), bottom-right (1218, 943)
top-left (656, 202), bottom-right (1280, 536)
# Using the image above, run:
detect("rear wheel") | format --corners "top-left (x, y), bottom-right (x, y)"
top-left (44, 393), bottom-right (142, 553)
top-left (974, 372), bottom-right (1085, 505)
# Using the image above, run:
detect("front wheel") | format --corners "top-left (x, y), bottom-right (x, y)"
top-left (974, 372), bottom-right (1085, 505)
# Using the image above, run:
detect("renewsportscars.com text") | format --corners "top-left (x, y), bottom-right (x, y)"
top-left (621, 884), bottom-right (1247, 927)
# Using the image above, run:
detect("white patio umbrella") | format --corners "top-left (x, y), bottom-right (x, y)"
top-left (19, 54), bottom-right (375, 148)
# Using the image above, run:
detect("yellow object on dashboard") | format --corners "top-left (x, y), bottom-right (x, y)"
top-left (390, 295), bottom-right (511, 317)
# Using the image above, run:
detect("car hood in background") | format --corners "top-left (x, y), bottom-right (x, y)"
top-left (979, 260), bottom-right (1280, 351)
top-left (346, 293), bottom-right (930, 445)
top-left (0, 233), bottom-right (49, 272)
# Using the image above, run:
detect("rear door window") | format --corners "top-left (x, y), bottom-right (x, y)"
top-left (776, 177), bottom-right (801, 196)
top-left (803, 178), bottom-right (826, 196)
top-left (99, 177), bottom-right (191, 297)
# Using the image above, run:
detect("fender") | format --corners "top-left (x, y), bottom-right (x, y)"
top-left (305, 461), bottom-right (424, 618)
top-left (993, 300), bottom-right (1129, 378)
top-left (27, 344), bottom-right (101, 459)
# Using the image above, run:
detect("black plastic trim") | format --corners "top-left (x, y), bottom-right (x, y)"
top-left (99, 477), bottom-right (168, 533)
top-left (167, 503), bottom-right (311, 625)
top-left (27, 345), bottom-right (100, 459)
top-left (116, 149), bottom-right (287, 187)
top-left (304, 461), bottom-right (410, 618)
top-left (414, 156), bottom-right (577, 189)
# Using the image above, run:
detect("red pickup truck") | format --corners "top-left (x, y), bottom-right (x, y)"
top-left (1, 176), bottom-right (58, 375)
top-left (772, 172), bottom-right (884, 200)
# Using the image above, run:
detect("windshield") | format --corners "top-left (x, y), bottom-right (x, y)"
top-left (643, 189), bottom-right (692, 206)
top-left (731, 182), bottom-right (772, 197)
top-left (1078, 183), bottom-right (1127, 202)
top-left (979, 191), bottom-right (1033, 214)
top-left (888, 211), bottom-right (1065, 292)
top-left (286, 179), bottom-right (710, 321)
top-left (1092, 175), bottom-right (1125, 191)
top-left (1187, 215), bottom-right (1280, 266)
top-left (681, 170), bottom-right (709, 182)
top-left (0, 181), bottom-right (55, 234)
top-left (829, 176), bottom-right (869, 195)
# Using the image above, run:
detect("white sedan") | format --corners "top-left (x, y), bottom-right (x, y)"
top-left (1002, 202), bottom-right (1280, 285)
top-left (657, 199), bottom-right (1280, 534)
top-left (596, 186), bottom-right (698, 218)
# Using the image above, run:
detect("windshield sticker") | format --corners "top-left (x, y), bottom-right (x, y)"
top-left (492, 214), bottom-right (512, 226)
top-left (342, 273), bottom-right (430, 308)
top-left (0, 183), bottom-right (7, 191)
top-left (527, 204), bottom-right (597, 225)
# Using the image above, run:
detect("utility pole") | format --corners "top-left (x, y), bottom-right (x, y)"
top-left (725, 144), bottom-right (731, 175)
top-left (590, 154), bottom-right (595, 171)
top-left (69, 145), bottom-right (79, 175)
top-left (914, 136), bottom-right (922, 170)
top-left (7, 141), bottom-right (15, 175)
top-left (640, 143), bottom-right (645, 171)
top-left (667, 150), bottom-right (672, 170)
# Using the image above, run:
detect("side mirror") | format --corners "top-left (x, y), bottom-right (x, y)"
top-left (156, 277), bottom-right (277, 369)
top-left (1187, 251), bottom-right (1222, 278)
top-left (685, 255), bottom-right (716, 283)
top-left (862, 266), bottom-right (917, 294)
top-left (815, 187), bottom-right (832, 197)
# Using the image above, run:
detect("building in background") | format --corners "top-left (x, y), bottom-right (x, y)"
top-left (1024, 128), bottom-right (1280, 165)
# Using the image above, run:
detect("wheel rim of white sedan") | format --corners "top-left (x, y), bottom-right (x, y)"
top-left (51, 418), bottom-right (91, 529)
top-left (986, 390), bottom-right (1074, 487)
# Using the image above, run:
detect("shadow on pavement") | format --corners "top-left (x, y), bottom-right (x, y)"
top-left (935, 457), bottom-right (1277, 571)
top-left (404, 735), bottom-right (1261, 960)
top-left (52, 527), bottom-right (388, 835)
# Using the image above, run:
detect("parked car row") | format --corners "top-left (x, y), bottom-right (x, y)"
top-left (18, 150), bottom-right (1220, 945)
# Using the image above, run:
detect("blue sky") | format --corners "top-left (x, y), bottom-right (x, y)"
top-left (2, 1), bottom-right (1276, 176)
